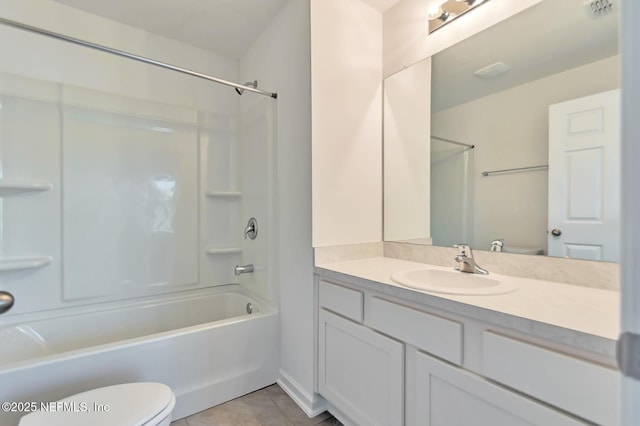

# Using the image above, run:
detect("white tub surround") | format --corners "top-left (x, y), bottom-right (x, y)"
top-left (314, 257), bottom-right (619, 425)
top-left (0, 285), bottom-right (279, 426)
top-left (0, 76), bottom-right (278, 311)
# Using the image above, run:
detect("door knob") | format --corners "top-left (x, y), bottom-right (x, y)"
top-left (551, 228), bottom-right (562, 237)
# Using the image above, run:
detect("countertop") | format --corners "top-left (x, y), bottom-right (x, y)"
top-left (315, 257), bottom-right (619, 359)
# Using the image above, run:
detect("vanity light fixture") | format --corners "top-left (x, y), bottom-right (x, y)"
top-left (428, 7), bottom-right (450, 22)
top-left (428, 0), bottom-right (490, 33)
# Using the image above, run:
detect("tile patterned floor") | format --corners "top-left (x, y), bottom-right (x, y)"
top-left (171, 384), bottom-right (342, 426)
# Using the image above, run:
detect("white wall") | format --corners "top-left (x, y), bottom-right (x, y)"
top-left (383, 57), bottom-right (431, 241)
top-left (383, 0), bottom-right (543, 77)
top-left (239, 0), bottom-right (320, 415)
top-left (311, 0), bottom-right (383, 247)
top-left (432, 56), bottom-right (619, 252)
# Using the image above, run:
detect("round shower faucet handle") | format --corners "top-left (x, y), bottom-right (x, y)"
top-left (0, 291), bottom-right (14, 315)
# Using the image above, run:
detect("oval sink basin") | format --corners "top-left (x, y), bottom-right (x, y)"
top-left (390, 268), bottom-right (517, 295)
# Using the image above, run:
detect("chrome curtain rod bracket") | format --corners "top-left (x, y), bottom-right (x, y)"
top-left (0, 17), bottom-right (278, 99)
top-left (431, 135), bottom-right (475, 149)
top-left (482, 165), bottom-right (549, 177)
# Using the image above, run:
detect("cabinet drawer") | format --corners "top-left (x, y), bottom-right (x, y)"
top-left (482, 331), bottom-right (619, 425)
top-left (369, 297), bottom-right (462, 365)
top-left (319, 280), bottom-right (364, 322)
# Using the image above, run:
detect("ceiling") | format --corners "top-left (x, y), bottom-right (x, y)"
top-left (53, 0), bottom-right (615, 107)
top-left (52, 0), bottom-right (288, 59)
top-left (361, 0), bottom-right (401, 12)
top-left (431, 0), bottom-right (619, 111)
top-left (53, 0), bottom-right (403, 59)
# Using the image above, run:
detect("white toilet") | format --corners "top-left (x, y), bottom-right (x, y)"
top-left (19, 382), bottom-right (176, 426)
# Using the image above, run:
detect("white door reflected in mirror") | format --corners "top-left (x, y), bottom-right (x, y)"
top-left (548, 89), bottom-right (620, 262)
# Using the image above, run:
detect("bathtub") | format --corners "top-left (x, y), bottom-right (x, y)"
top-left (0, 284), bottom-right (279, 426)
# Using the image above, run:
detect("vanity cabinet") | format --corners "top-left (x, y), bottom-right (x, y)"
top-left (368, 296), bottom-right (462, 365)
top-left (482, 331), bottom-right (619, 425)
top-left (318, 308), bottom-right (404, 426)
top-left (316, 277), bottom-right (619, 426)
top-left (413, 351), bottom-right (581, 426)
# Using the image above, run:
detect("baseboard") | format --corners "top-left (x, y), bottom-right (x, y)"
top-left (326, 403), bottom-right (356, 426)
top-left (277, 369), bottom-right (328, 417)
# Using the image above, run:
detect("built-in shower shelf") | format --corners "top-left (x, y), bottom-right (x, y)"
top-left (205, 247), bottom-right (242, 255)
top-left (0, 179), bottom-right (53, 193)
top-left (0, 256), bottom-right (53, 272)
top-left (205, 191), bottom-right (242, 199)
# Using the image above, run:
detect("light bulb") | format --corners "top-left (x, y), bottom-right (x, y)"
top-left (428, 6), bottom-right (449, 21)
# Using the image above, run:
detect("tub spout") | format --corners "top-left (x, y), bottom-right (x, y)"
top-left (235, 264), bottom-right (254, 276)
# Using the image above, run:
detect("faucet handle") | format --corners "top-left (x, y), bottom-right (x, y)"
top-left (244, 217), bottom-right (258, 240)
top-left (454, 243), bottom-right (471, 256)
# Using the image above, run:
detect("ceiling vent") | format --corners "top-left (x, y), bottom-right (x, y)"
top-left (585, 0), bottom-right (614, 18)
top-left (474, 62), bottom-right (511, 79)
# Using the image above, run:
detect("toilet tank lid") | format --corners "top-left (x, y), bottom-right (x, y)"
top-left (504, 246), bottom-right (544, 255)
top-left (19, 382), bottom-right (175, 426)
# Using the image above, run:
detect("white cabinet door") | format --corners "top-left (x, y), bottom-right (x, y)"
top-left (318, 309), bottom-right (404, 426)
top-left (413, 351), bottom-right (583, 426)
top-left (548, 89), bottom-right (620, 261)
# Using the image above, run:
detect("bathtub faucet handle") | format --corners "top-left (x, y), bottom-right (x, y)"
top-left (244, 218), bottom-right (258, 240)
top-left (0, 291), bottom-right (14, 315)
top-left (235, 264), bottom-right (254, 276)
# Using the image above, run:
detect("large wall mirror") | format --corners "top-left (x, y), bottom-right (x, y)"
top-left (383, 0), bottom-right (620, 262)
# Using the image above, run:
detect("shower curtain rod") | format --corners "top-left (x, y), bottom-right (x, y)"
top-left (482, 164), bottom-right (548, 177)
top-left (431, 135), bottom-right (475, 149)
top-left (0, 17), bottom-right (278, 99)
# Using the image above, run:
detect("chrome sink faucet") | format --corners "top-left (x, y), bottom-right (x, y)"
top-left (454, 244), bottom-right (489, 275)
top-left (490, 239), bottom-right (504, 252)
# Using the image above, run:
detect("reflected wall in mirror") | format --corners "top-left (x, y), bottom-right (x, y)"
top-left (384, 0), bottom-right (620, 262)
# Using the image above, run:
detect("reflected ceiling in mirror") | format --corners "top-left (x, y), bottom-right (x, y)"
top-left (432, 0), bottom-right (618, 113)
